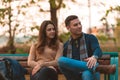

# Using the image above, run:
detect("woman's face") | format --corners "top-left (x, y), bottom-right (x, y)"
top-left (46, 24), bottom-right (56, 39)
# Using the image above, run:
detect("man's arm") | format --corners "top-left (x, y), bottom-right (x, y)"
top-left (89, 34), bottom-right (103, 58)
top-left (85, 34), bottom-right (103, 68)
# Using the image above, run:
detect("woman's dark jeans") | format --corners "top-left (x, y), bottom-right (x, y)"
top-left (30, 67), bottom-right (58, 80)
top-left (58, 57), bottom-right (100, 80)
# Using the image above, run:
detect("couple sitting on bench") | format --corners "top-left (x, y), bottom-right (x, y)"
top-left (27, 15), bottom-right (115, 80)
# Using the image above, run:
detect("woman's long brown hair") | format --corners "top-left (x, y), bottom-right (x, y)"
top-left (36, 20), bottom-right (59, 54)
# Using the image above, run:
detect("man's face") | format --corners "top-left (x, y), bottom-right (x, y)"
top-left (67, 18), bottom-right (82, 36)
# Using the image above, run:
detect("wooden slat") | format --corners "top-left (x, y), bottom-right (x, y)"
top-left (0, 54), bottom-right (115, 75)
top-left (98, 54), bottom-right (110, 60)
top-left (96, 65), bottom-right (116, 74)
top-left (19, 61), bottom-right (29, 68)
top-left (25, 68), bottom-right (32, 74)
top-left (0, 56), bottom-right (28, 61)
top-left (98, 60), bottom-right (110, 65)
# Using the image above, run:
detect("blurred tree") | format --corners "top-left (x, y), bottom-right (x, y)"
top-left (100, 6), bottom-right (120, 44)
top-left (100, 6), bottom-right (120, 29)
top-left (0, 0), bottom-right (77, 53)
top-left (29, 0), bottom-right (79, 27)
top-left (49, 0), bottom-right (63, 27)
top-left (28, 0), bottom-right (76, 42)
top-left (59, 32), bottom-right (70, 43)
top-left (30, 0), bottom-right (65, 27)
top-left (0, 0), bottom-right (16, 53)
top-left (0, 0), bottom-right (32, 53)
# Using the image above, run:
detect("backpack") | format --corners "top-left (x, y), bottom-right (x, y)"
top-left (0, 58), bottom-right (27, 80)
top-left (0, 60), bottom-right (8, 80)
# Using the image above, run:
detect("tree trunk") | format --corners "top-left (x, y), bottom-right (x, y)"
top-left (50, 8), bottom-right (58, 27)
top-left (7, 37), bottom-right (16, 54)
top-left (7, 5), bottom-right (16, 54)
top-left (49, 0), bottom-right (58, 27)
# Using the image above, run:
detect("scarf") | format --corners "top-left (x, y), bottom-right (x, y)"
top-left (67, 33), bottom-right (88, 60)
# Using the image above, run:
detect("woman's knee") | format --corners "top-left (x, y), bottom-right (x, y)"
top-left (43, 67), bottom-right (58, 80)
top-left (40, 67), bottom-right (56, 74)
top-left (31, 67), bottom-right (57, 80)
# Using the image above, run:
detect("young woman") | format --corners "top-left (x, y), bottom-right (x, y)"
top-left (27, 20), bottom-right (63, 80)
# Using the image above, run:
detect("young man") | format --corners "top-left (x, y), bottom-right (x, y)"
top-left (58, 15), bottom-right (102, 80)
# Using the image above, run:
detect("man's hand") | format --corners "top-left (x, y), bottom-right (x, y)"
top-left (84, 56), bottom-right (97, 68)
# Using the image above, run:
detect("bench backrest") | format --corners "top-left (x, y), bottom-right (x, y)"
top-left (0, 52), bottom-right (118, 80)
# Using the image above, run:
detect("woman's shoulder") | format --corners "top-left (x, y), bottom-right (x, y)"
top-left (30, 43), bottom-right (37, 49)
top-left (58, 40), bottom-right (63, 47)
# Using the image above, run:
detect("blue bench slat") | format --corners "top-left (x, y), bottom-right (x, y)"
top-left (0, 52), bottom-right (118, 80)
top-left (0, 53), bottom-right (29, 56)
top-left (110, 57), bottom-right (115, 80)
top-left (103, 52), bottom-right (118, 57)
top-left (115, 57), bottom-right (118, 80)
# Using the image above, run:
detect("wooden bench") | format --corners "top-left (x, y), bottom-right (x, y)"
top-left (0, 52), bottom-right (118, 80)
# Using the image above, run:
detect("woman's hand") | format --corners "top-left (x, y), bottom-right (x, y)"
top-left (32, 62), bottom-right (44, 75)
top-left (32, 64), bottom-right (41, 75)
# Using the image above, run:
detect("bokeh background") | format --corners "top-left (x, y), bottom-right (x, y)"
top-left (0, 0), bottom-right (120, 80)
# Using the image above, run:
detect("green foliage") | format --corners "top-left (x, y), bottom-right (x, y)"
top-left (59, 32), bottom-right (70, 43)
top-left (61, 3), bottom-right (66, 8)
top-left (0, 8), bottom-right (7, 19)
top-left (116, 18), bottom-right (120, 26)
top-left (31, 26), bottom-right (39, 31)
top-left (117, 47), bottom-right (120, 51)
top-left (49, 0), bottom-right (56, 8)
top-left (96, 35), bottom-right (108, 43)
top-left (49, 0), bottom-right (64, 9)
top-left (101, 6), bottom-right (120, 27)
top-left (16, 48), bottom-right (26, 53)
top-left (2, 0), bottom-right (12, 3)
top-left (113, 6), bottom-right (120, 11)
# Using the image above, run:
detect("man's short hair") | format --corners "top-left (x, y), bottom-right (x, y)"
top-left (65, 15), bottom-right (78, 27)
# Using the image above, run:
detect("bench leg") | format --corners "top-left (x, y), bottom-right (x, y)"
top-left (104, 74), bottom-right (109, 80)
top-left (110, 57), bottom-right (118, 80)
top-left (110, 57), bottom-right (115, 80)
top-left (114, 57), bottom-right (118, 80)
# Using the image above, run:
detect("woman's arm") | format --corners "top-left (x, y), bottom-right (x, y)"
top-left (43, 42), bottom-right (63, 67)
top-left (27, 44), bottom-right (38, 68)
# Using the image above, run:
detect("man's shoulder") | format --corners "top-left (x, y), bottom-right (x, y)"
top-left (63, 40), bottom-right (69, 47)
top-left (84, 33), bottom-right (94, 36)
top-left (84, 33), bottom-right (97, 38)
